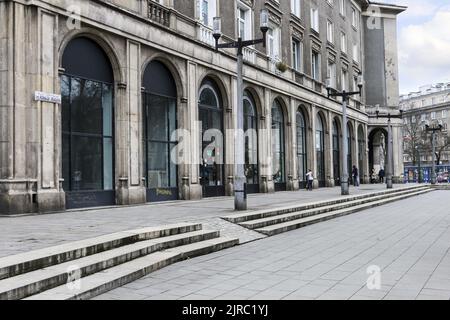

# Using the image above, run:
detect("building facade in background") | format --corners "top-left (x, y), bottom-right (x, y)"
top-left (401, 83), bottom-right (450, 183)
top-left (0, 0), bottom-right (405, 214)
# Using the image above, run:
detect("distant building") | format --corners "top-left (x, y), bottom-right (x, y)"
top-left (400, 84), bottom-right (450, 182)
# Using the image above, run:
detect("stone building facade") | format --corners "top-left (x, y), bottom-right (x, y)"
top-left (0, 0), bottom-right (405, 214)
top-left (401, 83), bottom-right (450, 167)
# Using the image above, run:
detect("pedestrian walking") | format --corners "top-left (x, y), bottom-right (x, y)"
top-left (352, 166), bottom-right (360, 187)
top-left (379, 168), bottom-right (385, 183)
top-left (306, 169), bottom-right (314, 191)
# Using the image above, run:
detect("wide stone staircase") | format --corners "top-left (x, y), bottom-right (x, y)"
top-left (223, 185), bottom-right (433, 237)
top-left (0, 223), bottom-right (238, 300)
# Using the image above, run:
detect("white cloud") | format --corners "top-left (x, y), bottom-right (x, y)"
top-left (397, 4), bottom-right (450, 93)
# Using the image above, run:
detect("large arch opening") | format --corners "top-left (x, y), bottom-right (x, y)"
top-left (199, 78), bottom-right (225, 198)
top-left (332, 118), bottom-right (341, 186)
top-left (272, 99), bottom-right (286, 191)
top-left (243, 90), bottom-right (259, 194)
top-left (316, 113), bottom-right (326, 187)
top-left (61, 37), bottom-right (115, 209)
top-left (347, 122), bottom-right (354, 185)
top-left (369, 128), bottom-right (388, 183)
top-left (296, 107), bottom-right (308, 189)
top-left (142, 60), bottom-right (178, 202)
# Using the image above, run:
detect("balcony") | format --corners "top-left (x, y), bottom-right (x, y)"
top-left (198, 24), bottom-right (215, 47)
top-left (148, 0), bottom-right (171, 27)
top-left (243, 47), bottom-right (256, 64)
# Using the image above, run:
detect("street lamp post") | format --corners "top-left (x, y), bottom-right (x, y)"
top-left (212, 9), bottom-right (269, 211)
top-left (424, 121), bottom-right (443, 185)
top-left (326, 75), bottom-right (364, 196)
top-left (375, 109), bottom-right (403, 189)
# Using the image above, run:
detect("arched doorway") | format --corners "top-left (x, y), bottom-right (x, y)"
top-left (142, 61), bottom-right (178, 202)
top-left (296, 108), bottom-right (307, 189)
top-left (333, 118), bottom-right (341, 186)
top-left (347, 123), bottom-right (354, 184)
top-left (272, 99), bottom-right (286, 191)
top-left (61, 37), bottom-right (115, 209)
top-left (358, 125), bottom-right (366, 183)
top-left (244, 90), bottom-right (259, 194)
top-left (316, 114), bottom-right (326, 187)
top-left (199, 78), bottom-right (225, 198)
top-left (369, 128), bottom-right (388, 181)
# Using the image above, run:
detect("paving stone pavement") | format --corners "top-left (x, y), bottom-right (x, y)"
top-left (94, 190), bottom-right (450, 300)
top-left (0, 184), bottom-right (409, 258)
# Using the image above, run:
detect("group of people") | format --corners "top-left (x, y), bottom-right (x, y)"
top-left (305, 166), bottom-right (361, 191)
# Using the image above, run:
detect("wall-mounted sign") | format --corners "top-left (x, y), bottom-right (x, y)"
top-left (34, 91), bottom-right (62, 104)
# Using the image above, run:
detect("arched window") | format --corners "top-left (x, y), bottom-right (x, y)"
top-left (316, 114), bottom-right (325, 187)
top-left (61, 37), bottom-right (114, 208)
top-left (142, 61), bottom-right (178, 201)
top-left (272, 100), bottom-right (286, 190)
top-left (244, 91), bottom-right (259, 190)
top-left (333, 119), bottom-right (341, 186)
top-left (199, 79), bottom-right (225, 197)
top-left (296, 109), bottom-right (307, 188)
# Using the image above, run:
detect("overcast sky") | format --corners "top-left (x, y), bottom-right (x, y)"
top-left (380, 0), bottom-right (450, 95)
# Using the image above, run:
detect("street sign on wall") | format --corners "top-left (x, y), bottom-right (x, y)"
top-left (34, 91), bottom-right (62, 104)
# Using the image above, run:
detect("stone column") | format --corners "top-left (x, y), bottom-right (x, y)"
top-left (392, 122), bottom-right (404, 183)
top-left (185, 61), bottom-right (202, 200)
top-left (362, 124), bottom-right (370, 184)
top-left (116, 41), bottom-right (146, 205)
top-left (287, 97), bottom-right (298, 191)
top-left (326, 111), bottom-right (334, 187)
top-left (0, 3), bottom-right (65, 214)
top-left (260, 88), bottom-right (274, 193)
top-left (311, 106), bottom-right (319, 189)
top-left (225, 76), bottom-right (236, 196)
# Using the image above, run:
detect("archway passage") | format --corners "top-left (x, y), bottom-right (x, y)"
top-left (142, 60), bottom-right (178, 202)
top-left (61, 37), bottom-right (115, 209)
top-left (347, 123), bottom-right (354, 185)
top-left (316, 114), bottom-right (326, 187)
top-left (199, 78), bottom-right (225, 198)
top-left (272, 100), bottom-right (286, 191)
top-left (369, 128), bottom-right (388, 183)
top-left (243, 90), bottom-right (259, 194)
top-left (296, 108), bottom-right (308, 189)
top-left (332, 119), bottom-right (341, 186)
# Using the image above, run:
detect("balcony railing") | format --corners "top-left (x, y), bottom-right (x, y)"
top-left (243, 47), bottom-right (256, 64)
top-left (198, 24), bottom-right (215, 47)
top-left (148, 0), bottom-right (171, 27)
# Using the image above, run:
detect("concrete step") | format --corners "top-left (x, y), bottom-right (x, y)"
top-left (255, 189), bottom-right (432, 236)
top-left (222, 185), bottom-right (427, 224)
top-left (240, 187), bottom-right (431, 230)
top-left (25, 237), bottom-right (239, 300)
top-left (0, 230), bottom-right (220, 300)
top-left (0, 223), bottom-right (202, 280)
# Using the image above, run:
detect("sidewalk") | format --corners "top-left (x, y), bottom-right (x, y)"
top-left (0, 184), bottom-right (419, 258)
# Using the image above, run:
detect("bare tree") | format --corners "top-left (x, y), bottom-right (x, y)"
top-left (402, 116), bottom-right (425, 165)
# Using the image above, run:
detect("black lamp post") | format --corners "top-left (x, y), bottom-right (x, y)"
top-left (375, 108), bottom-right (403, 189)
top-left (424, 121), bottom-right (443, 185)
top-left (212, 9), bottom-right (269, 211)
top-left (326, 73), bottom-right (364, 195)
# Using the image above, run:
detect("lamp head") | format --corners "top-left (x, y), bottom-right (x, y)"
top-left (213, 17), bottom-right (222, 40)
